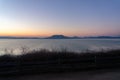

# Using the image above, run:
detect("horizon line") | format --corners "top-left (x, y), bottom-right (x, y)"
top-left (0, 35), bottom-right (120, 38)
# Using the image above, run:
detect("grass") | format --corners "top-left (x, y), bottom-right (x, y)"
top-left (0, 49), bottom-right (120, 76)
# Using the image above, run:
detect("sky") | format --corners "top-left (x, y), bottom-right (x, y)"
top-left (0, 0), bottom-right (120, 37)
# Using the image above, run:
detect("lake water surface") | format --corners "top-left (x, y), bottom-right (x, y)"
top-left (0, 39), bottom-right (120, 55)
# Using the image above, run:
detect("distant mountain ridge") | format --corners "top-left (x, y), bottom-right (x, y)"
top-left (46, 35), bottom-right (120, 39)
top-left (46, 35), bottom-right (70, 39)
top-left (46, 35), bottom-right (80, 39)
top-left (0, 35), bottom-right (120, 39)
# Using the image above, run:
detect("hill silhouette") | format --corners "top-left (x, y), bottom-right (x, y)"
top-left (46, 35), bottom-right (70, 39)
top-left (0, 35), bottom-right (120, 39)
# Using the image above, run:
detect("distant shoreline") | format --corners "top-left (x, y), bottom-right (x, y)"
top-left (0, 35), bottom-right (120, 39)
top-left (0, 38), bottom-right (120, 39)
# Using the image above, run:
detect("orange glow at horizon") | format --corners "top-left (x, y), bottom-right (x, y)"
top-left (0, 33), bottom-right (108, 37)
top-left (0, 16), bottom-right (119, 37)
top-left (0, 30), bottom-right (119, 37)
top-left (0, 26), bottom-right (119, 37)
top-left (0, 31), bottom-right (51, 37)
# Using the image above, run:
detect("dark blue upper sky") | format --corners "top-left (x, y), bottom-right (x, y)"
top-left (0, 0), bottom-right (120, 36)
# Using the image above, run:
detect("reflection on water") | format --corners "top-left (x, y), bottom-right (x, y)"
top-left (0, 39), bottom-right (120, 55)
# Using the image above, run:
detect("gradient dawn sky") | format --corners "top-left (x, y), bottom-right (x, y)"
top-left (0, 0), bottom-right (120, 37)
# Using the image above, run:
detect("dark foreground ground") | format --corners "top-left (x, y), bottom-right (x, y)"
top-left (0, 49), bottom-right (120, 79)
top-left (1, 68), bottom-right (120, 80)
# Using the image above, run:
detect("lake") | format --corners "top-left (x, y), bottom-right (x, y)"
top-left (0, 39), bottom-right (120, 55)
